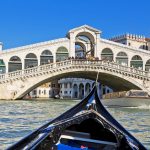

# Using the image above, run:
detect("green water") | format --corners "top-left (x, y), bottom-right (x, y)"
top-left (0, 99), bottom-right (150, 149)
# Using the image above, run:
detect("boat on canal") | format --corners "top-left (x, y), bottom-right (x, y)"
top-left (7, 84), bottom-right (147, 150)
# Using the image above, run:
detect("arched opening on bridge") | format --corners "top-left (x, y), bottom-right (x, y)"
top-left (40, 50), bottom-right (53, 65)
top-left (72, 84), bottom-right (78, 98)
top-left (75, 32), bottom-right (95, 58)
top-left (101, 48), bottom-right (113, 61)
top-left (130, 55), bottom-right (143, 70)
top-left (116, 52), bottom-right (128, 66)
top-left (139, 45), bottom-right (148, 50)
top-left (56, 47), bottom-right (69, 62)
top-left (8, 56), bottom-right (22, 72)
top-left (0, 59), bottom-right (6, 74)
top-left (79, 83), bottom-right (84, 99)
top-left (75, 42), bottom-right (86, 58)
top-left (25, 53), bottom-right (38, 69)
top-left (85, 83), bottom-right (91, 97)
top-left (145, 59), bottom-right (150, 72)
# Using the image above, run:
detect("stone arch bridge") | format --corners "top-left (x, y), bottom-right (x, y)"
top-left (0, 60), bottom-right (150, 100)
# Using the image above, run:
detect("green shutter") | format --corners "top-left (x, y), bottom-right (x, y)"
top-left (0, 59), bottom-right (5, 66)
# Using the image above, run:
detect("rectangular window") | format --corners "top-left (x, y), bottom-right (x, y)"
top-left (52, 84), bottom-right (55, 87)
top-left (64, 91), bottom-right (67, 94)
top-left (70, 83), bottom-right (72, 88)
top-left (44, 90), bottom-right (46, 95)
top-left (33, 90), bottom-right (37, 95)
top-left (64, 83), bottom-right (67, 88)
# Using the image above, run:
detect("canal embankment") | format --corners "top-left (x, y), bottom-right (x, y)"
top-left (102, 90), bottom-right (150, 99)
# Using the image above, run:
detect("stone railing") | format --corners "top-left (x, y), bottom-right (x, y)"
top-left (0, 59), bottom-right (150, 82)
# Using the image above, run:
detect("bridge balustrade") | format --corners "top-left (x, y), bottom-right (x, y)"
top-left (0, 59), bottom-right (150, 82)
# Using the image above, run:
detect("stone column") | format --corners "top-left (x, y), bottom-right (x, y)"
top-left (53, 53), bottom-right (56, 63)
top-left (37, 55), bottom-right (41, 66)
top-left (78, 83), bottom-right (80, 99)
top-left (71, 84), bottom-right (73, 99)
top-left (5, 63), bottom-right (8, 73)
top-left (22, 58), bottom-right (25, 70)
top-left (84, 82), bottom-right (86, 97)
top-left (95, 33), bottom-right (100, 58)
top-left (69, 32), bottom-right (75, 58)
top-left (143, 59), bottom-right (146, 71)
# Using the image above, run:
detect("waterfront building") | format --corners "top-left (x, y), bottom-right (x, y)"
top-left (109, 34), bottom-right (150, 70)
top-left (58, 78), bottom-right (112, 99)
top-left (26, 78), bottom-right (112, 99)
top-left (25, 81), bottom-right (59, 99)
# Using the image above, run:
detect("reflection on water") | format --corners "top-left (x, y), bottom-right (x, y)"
top-left (0, 99), bottom-right (150, 149)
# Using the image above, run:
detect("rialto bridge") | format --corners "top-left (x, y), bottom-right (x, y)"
top-left (0, 25), bottom-right (150, 99)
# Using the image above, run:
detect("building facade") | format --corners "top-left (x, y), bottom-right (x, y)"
top-left (58, 78), bottom-right (112, 99)
top-left (27, 78), bottom-right (112, 99)
top-left (25, 81), bottom-right (60, 99)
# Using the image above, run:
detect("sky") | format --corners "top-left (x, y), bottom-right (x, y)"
top-left (0, 0), bottom-right (150, 49)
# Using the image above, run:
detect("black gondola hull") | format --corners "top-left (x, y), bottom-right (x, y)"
top-left (7, 85), bottom-right (147, 150)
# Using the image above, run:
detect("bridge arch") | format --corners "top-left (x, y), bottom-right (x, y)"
top-left (0, 59), bottom-right (6, 74)
top-left (75, 32), bottom-right (95, 57)
top-left (40, 50), bottom-right (53, 65)
top-left (14, 68), bottom-right (148, 100)
top-left (116, 51), bottom-right (128, 66)
top-left (75, 42), bottom-right (86, 58)
top-left (8, 56), bottom-right (22, 72)
top-left (145, 59), bottom-right (150, 71)
top-left (1, 60), bottom-right (149, 99)
top-left (25, 53), bottom-right (38, 69)
top-left (56, 46), bottom-right (69, 62)
top-left (130, 55), bottom-right (143, 70)
top-left (101, 48), bottom-right (113, 61)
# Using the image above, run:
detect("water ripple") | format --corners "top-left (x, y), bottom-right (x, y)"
top-left (0, 100), bottom-right (149, 149)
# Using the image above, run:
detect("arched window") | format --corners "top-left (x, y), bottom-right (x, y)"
top-left (130, 55), bottom-right (143, 70)
top-left (79, 83), bottom-right (84, 99)
top-left (56, 47), bottom-right (69, 62)
top-left (75, 32), bottom-right (95, 57)
top-left (75, 42), bottom-right (86, 58)
top-left (85, 83), bottom-right (91, 96)
top-left (0, 59), bottom-right (6, 74)
top-left (24, 53), bottom-right (38, 69)
top-left (72, 84), bottom-right (78, 98)
top-left (145, 59), bottom-right (150, 71)
top-left (101, 48), bottom-right (113, 61)
top-left (139, 45), bottom-right (148, 50)
top-left (116, 52), bottom-right (128, 66)
top-left (40, 50), bottom-right (53, 65)
top-left (8, 56), bottom-right (22, 72)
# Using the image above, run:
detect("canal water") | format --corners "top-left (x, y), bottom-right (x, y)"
top-left (0, 99), bottom-right (150, 149)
